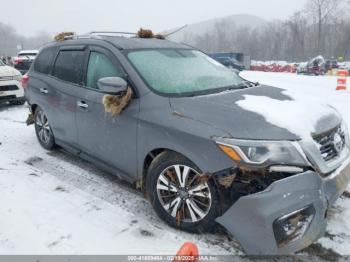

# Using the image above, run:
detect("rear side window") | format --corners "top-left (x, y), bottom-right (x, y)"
top-left (34, 47), bottom-right (58, 74)
top-left (53, 51), bottom-right (85, 84)
top-left (86, 52), bottom-right (123, 89)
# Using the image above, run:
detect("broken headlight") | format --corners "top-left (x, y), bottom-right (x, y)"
top-left (215, 138), bottom-right (309, 166)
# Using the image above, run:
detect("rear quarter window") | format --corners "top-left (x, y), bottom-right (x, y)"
top-left (34, 47), bottom-right (58, 74)
top-left (53, 50), bottom-right (85, 85)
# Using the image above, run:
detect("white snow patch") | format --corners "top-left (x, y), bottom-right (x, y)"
top-left (0, 105), bottom-right (236, 255)
top-left (236, 91), bottom-right (336, 140)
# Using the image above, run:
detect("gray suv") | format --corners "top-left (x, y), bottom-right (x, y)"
top-left (24, 33), bottom-right (350, 255)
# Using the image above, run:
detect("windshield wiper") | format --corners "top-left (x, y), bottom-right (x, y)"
top-left (223, 83), bottom-right (249, 90)
top-left (182, 83), bottom-right (250, 97)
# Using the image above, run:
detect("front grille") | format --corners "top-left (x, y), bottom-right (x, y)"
top-left (0, 95), bottom-right (16, 101)
top-left (0, 76), bottom-right (13, 81)
top-left (313, 125), bottom-right (346, 162)
top-left (0, 85), bottom-right (19, 91)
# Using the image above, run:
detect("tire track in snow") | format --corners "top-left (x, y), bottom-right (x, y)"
top-left (24, 149), bottom-right (241, 254)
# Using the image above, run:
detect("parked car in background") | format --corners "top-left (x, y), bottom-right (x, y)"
top-left (214, 56), bottom-right (244, 71)
top-left (325, 59), bottom-right (339, 72)
top-left (296, 62), bottom-right (308, 74)
top-left (24, 33), bottom-right (350, 255)
top-left (210, 52), bottom-right (251, 70)
top-left (13, 50), bottom-right (38, 75)
top-left (0, 59), bottom-right (25, 105)
top-left (338, 61), bottom-right (350, 74)
top-left (297, 56), bottom-right (325, 75)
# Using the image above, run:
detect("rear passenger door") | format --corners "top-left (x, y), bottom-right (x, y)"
top-left (29, 46), bottom-right (58, 125)
top-left (50, 47), bottom-right (86, 147)
top-left (76, 46), bottom-right (139, 179)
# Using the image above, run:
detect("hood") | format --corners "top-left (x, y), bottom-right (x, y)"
top-left (0, 65), bottom-right (21, 77)
top-left (170, 85), bottom-right (341, 141)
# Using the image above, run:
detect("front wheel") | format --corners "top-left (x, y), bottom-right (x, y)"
top-left (10, 99), bottom-right (25, 105)
top-left (146, 151), bottom-right (220, 233)
top-left (34, 107), bottom-right (55, 150)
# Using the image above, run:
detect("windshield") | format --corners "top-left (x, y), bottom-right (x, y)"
top-left (127, 49), bottom-right (245, 95)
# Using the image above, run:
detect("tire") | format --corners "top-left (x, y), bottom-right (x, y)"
top-left (146, 151), bottom-right (220, 233)
top-left (34, 106), bottom-right (55, 150)
top-left (10, 100), bottom-right (25, 105)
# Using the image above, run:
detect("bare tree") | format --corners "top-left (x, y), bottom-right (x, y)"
top-left (305, 0), bottom-right (343, 54)
top-left (0, 22), bottom-right (51, 56)
top-left (286, 12), bottom-right (309, 60)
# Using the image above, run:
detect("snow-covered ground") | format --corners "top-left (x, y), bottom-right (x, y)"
top-left (0, 71), bottom-right (350, 257)
top-left (0, 107), bottom-right (237, 256)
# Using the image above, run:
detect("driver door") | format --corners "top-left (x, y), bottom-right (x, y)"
top-left (75, 46), bottom-right (139, 179)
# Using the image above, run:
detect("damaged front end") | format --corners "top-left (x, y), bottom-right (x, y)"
top-left (212, 129), bottom-right (350, 255)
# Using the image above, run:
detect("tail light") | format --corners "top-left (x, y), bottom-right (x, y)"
top-left (14, 58), bottom-right (23, 65)
top-left (21, 75), bottom-right (29, 89)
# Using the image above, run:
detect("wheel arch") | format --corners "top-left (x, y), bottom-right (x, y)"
top-left (30, 103), bottom-right (38, 113)
top-left (141, 148), bottom-right (192, 192)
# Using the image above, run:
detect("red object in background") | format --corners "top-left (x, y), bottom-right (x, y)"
top-left (250, 63), bottom-right (296, 73)
top-left (14, 58), bottom-right (23, 65)
top-left (21, 75), bottom-right (29, 89)
top-left (173, 242), bottom-right (199, 262)
top-left (336, 69), bottom-right (348, 90)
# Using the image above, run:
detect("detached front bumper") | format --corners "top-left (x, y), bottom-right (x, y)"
top-left (216, 159), bottom-right (350, 255)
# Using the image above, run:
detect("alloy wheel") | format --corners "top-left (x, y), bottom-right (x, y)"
top-left (36, 110), bottom-right (51, 144)
top-left (156, 164), bottom-right (212, 223)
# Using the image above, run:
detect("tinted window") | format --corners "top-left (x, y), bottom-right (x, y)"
top-left (86, 52), bottom-right (123, 89)
top-left (53, 51), bottom-right (85, 84)
top-left (34, 47), bottom-right (58, 74)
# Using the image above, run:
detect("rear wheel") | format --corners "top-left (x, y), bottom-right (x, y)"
top-left (34, 107), bottom-right (55, 150)
top-left (146, 151), bottom-right (220, 233)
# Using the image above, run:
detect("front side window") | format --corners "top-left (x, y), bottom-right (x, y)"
top-left (34, 47), bottom-right (58, 74)
top-left (53, 50), bottom-right (85, 84)
top-left (127, 49), bottom-right (245, 96)
top-left (86, 52), bottom-right (123, 89)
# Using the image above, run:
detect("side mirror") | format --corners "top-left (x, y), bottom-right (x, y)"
top-left (97, 77), bottom-right (128, 95)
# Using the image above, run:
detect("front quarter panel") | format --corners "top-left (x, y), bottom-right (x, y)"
top-left (137, 92), bottom-right (236, 177)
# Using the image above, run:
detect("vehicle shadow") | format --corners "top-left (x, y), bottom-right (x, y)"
top-left (29, 146), bottom-right (340, 258)
top-left (0, 102), bottom-right (25, 112)
top-left (33, 148), bottom-right (243, 254)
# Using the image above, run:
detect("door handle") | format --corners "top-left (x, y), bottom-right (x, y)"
top-left (39, 87), bottom-right (48, 94)
top-left (77, 101), bottom-right (88, 109)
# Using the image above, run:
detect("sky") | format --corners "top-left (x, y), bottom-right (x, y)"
top-left (1, 0), bottom-right (308, 37)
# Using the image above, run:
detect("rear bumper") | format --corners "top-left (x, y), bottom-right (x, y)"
top-left (216, 158), bottom-right (350, 255)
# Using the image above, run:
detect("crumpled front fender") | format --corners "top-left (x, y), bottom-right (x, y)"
top-left (216, 161), bottom-right (350, 255)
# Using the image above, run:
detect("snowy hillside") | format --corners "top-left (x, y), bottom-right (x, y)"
top-left (166, 14), bottom-right (266, 42)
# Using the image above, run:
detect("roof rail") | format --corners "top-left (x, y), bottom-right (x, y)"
top-left (63, 34), bottom-right (102, 40)
top-left (89, 31), bottom-right (137, 37)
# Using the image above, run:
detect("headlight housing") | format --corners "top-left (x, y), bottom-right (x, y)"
top-left (13, 74), bottom-right (22, 82)
top-left (215, 137), bottom-right (309, 167)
